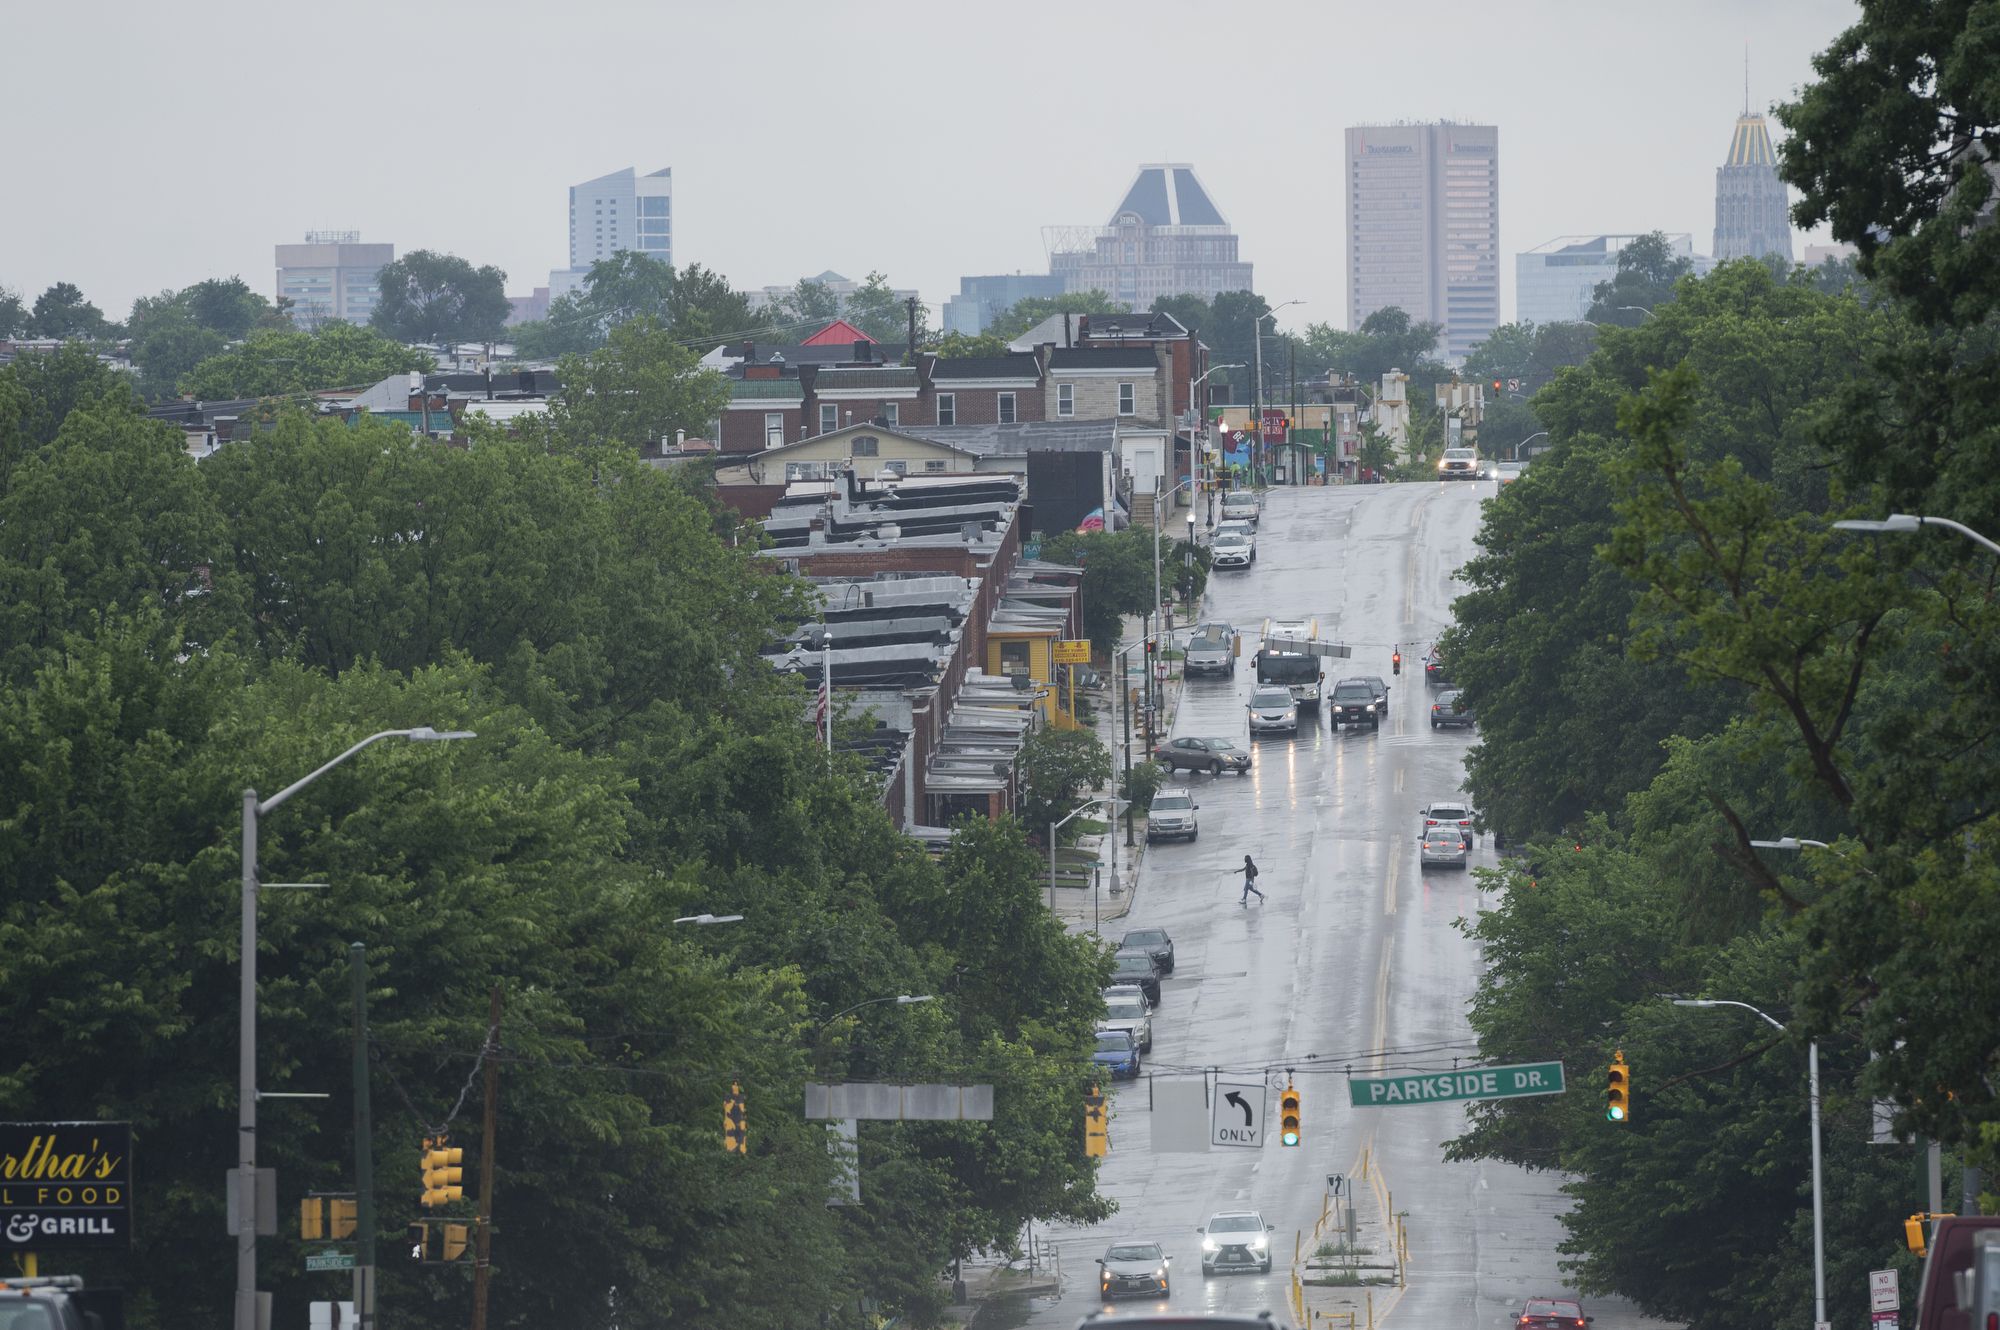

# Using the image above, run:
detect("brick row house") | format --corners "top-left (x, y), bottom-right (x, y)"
top-left (712, 312), bottom-right (1206, 456)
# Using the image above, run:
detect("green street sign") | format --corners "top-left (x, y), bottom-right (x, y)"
top-left (305, 1249), bottom-right (355, 1272)
top-left (1348, 1061), bottom-right (1565, 1108)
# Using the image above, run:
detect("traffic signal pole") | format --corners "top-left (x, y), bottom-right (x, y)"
top-left (350, 944), bottom-right (377, 1329)
top-left (472, 985), bottom-right (502, 1330)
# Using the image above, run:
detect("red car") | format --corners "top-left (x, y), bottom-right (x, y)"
top-left (1518, 1298), bottom-right (1591, 1330)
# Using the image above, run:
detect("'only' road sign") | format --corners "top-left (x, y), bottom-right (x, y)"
top-left (1211, 1079), bottom-right (1266, 1148)
top-left (1348, 1061), bottom-right (1566, 1108)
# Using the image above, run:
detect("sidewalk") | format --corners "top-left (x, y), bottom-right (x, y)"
top-left (1049, 602), bottom-right (1204, 934)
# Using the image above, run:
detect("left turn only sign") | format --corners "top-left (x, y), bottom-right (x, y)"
top-left (1211, 1079), bottom-right (1266, 1149)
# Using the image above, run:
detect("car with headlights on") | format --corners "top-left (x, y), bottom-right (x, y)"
top-left (1198, 1210), bottom-right (1275, 1276)
top-left (1092, 1029), bottom-right (1142, 1080)
top-left (1437, 447), bottom-right (1480, 480)
top-left (1097, 1240), bottom-right (1172, 1300)
top-left (1496, 460), bottom-right (1526, 485)
top-left (1247, 685), bottom-right (1299, 734)
top-left (1099, 989), bottom-right (1154, 1052)
top-left (1430, 688), bottom-right (1476, 729)
top-left (1329, 678), bottom-right (1383, 730)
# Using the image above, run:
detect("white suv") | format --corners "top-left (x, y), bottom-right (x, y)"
top-left (1438, 447), bottom-right (1480, 480)
top-left (1199, 1209), bottom-right (1275, 1275)
top-left (1146, 788), bottom-right (1199, 842)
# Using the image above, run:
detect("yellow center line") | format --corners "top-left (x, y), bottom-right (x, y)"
top-left (1384, 851), bottom-right (1399, 916)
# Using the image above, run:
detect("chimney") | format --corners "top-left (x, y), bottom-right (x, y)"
top-left (853, 339), bottom-right (869, 362)
top-left (484, 365), bottom-right (493, 400)
top-left (1078, 314), bottom-right (1091, 341)
top-left (905, 295), bottom-right (918, 365)
top-left (1063, 313), bottom-right (1071, 347)
top-left (739, 341), bottom-right (754, 361)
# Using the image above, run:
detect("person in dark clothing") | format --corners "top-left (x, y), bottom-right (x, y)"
top-left (1238, 854), bottom-right (1265, 905)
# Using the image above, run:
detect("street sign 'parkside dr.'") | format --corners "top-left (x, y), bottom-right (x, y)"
top-left (1348, 1061), bottom-right (1566, 1108)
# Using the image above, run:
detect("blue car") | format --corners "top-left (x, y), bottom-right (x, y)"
top-left (1092, 1029), bottom-right (1142, 1080)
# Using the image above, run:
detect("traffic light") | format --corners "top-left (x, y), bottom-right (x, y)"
top-left (1145, 637), bottom-right (1157, 657)
top-left (1279, 1084), bottom-right (1302, 1147)
top-left (300, 1196), bottom-right (324, 1240)
top-left (1391, 650), bottom-right (1402, 676)
top-left (1491, 379), bottom-right (1504, 398)
top-left (329, 1197), bottom-right (356, 1239)
top-left (1083, 1084), bottom-right (1109, 1157)
top-left (1605, 1052), bottom-right (1631, 1122)
top-left (407, 1221), bottom-right (431, 1261)
top-left (420, 1136), bottom-right (464, 1208)
top-left (1906, 1214), bottom-right (1928, 1256)
top-left (723, 1082), bottom-right (748, 1154)
top-left (442, 1222), bottom-right (472, 1262)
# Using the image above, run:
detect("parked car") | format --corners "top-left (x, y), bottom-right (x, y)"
top-left (1101, 983), bottom-right (1153, 1013)
top-left (1518, 1298), bottom-right (1592, 1330)
top-left (1099, 990), bottom-right (1154, 1052)
top-left (1183, 625), bottom-right (1237, 678)
top-left (1420, 828), bottom-right (1469, 870)
top-left (1120, 927), bottom-right (1175, 974)
top-left (1420, 801), bottom-right (1476, 847)
top-left (1097, 1239), bottom-right (1172, 1300)
top-left (1210, 530), bottom-right (1255, 569)
top-left (1092, 1028), bottom-right (1142, 1080)
top-left (1247, 685), bottom-right (1300, 734)
top-left (1220, 491), bottom-right (1260, 525)
top-left (1198, 1210), bottom-right (1275, 1276)
top-left (1108, 952), bottom-right (1162, 1004)
top-left (1146, 788), bottom-right (1199, 842)
top-left (1430, 688), bottom-right (1476, 729)
top-left (1153, 736), bottom-right (1252, 775)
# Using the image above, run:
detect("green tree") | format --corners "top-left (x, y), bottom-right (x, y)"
top-left (987, 290), bottom-right (1127, 344)
top-left (1585, 232), bottom-right (1694, 325)
top-left (28, 281), bottom-right (110, 339)
top-left (1040, 525), bottom-right (1174, 655)
top-left (179, 322), bottom-right (433, 398)
top-left (542, 315), bottom-right (731, 453)
top-left (763, 277), bottom-right (844, 335)
top-left (1151, 291), bottom-right (1271, 403)
top-left (1018, 727), bottom-right (1115, 837)
top-left (845, 270), bottom-right (926, 347)
top-left (928, 330), bottom-right (1012, 359)
top-left (371, 249), bottom-right (511, 345)
top-left (0, 284), bottom-right (30, 337)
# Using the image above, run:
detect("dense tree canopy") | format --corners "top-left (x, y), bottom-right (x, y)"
top-left (1585, 231), bottom-right (1695, 325)
top-left (0, 352), bottom-right (1113, 1328)
top-left (511, 253), bottom-right (756, 359)
top-left (371, 249), bottom-right (511, 346)
top-left (986, 290), bottom-right (1127, 344)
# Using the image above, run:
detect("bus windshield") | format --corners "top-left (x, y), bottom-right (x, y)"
top-left (1257, 654), bottom-right (1319, 683)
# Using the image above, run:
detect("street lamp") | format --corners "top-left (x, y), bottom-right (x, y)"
top-left (673, 913), bottom-right (745, 925)
top-left (1671, 998), bottom-right (1825, 1330)
top-left (1509, 431), bottom-right (1548, 462)
top-left (237, 725), bottom-right (476, 1330)
top-left (1832, 513), bottom-right (2000, 558)
top-left (815, 993), bottom-right (934, 1032)
top-left (1050, 796), bottom-right (1125, 912)
top-left (1254, 302), bottom-right (1305, 486)
top-left (1189, 362), bottom-right (1244, 513)
top-left (1616, 305), bottom-right (1656, 320)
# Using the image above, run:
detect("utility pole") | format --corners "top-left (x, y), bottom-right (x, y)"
top-left (1120, 650), bottom-right (1134, 847)
top-left (350, 944), bottom-right (377, 1330)
top-left (904, 296), bottom-right (919, 364)
top-left (471, 985), bottom-right (502, 1330)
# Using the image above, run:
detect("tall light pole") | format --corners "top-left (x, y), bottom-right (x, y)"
top-left (1510, 431), bottom-right (1548, 462)
top-left (1833, 512), bottom-right (2000, 558)
top-left (1189, 362), bottom-right (1244, 521)
top-left (1050, 795), bottom-right (1124, 910)
top-left (1671, 998), bottom-right (1825, 1330)
top-left (1254, 302), bottom-right (1304, 486)
top-left (238, 726), bottom-right (475, 1330)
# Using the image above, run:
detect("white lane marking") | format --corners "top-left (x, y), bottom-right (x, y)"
top-left (1385, 851), bottom-right (1399, 916)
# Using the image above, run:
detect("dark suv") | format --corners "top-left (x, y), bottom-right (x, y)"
top-left (1329, 679), bottom-right (1383, 729)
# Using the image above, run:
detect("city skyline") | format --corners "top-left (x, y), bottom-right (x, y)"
top-left (2, 0), bottom-right (1857, 337)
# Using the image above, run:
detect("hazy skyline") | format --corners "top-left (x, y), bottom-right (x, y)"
top-left (4, 0), bottom-right (1858, 339)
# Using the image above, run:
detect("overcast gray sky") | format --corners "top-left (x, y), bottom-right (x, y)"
top-left (4, 0), bottom-right (1858, 336)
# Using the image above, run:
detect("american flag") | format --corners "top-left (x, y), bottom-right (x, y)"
top-left (816, 672), bottom-right (830, 741)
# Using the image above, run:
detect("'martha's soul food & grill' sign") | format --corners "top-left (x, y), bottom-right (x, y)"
top-left (1, 1121), bottom-right (133, 1249)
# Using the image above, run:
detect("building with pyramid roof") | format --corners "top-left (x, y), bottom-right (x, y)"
top-left (1043, 164), bottom-right (1253, 308)
top-left (1714, 112), bottom-right (1793, 262)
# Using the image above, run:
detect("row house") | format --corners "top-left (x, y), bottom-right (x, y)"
top-left (716, 336), bottom-right (1194, 455)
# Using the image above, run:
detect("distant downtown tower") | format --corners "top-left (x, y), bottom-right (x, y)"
top-left (1713, 109), bottom-right (1793, 262)
top-left (1345, 122), bottom-right (1500, 362)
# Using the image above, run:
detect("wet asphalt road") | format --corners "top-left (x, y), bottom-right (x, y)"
top-left (993, 481), bottom-right (1660, 1330)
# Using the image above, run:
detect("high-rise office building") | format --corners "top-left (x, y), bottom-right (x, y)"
top-left (1345, 123), bottom-right (1500, 361)
top-left (1516, 234), bottom-right (1703, 326)
top-left (1713, 113), bottom-right (1792, 262)
top-left (1044, 164), bottom-right (1253, 310)
top-left (941, 273), bottom-right (1068, 335)
top-left (553, 166), bottom-right (672, 295)
top-left (274, 232), bottom-right (395, 327)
